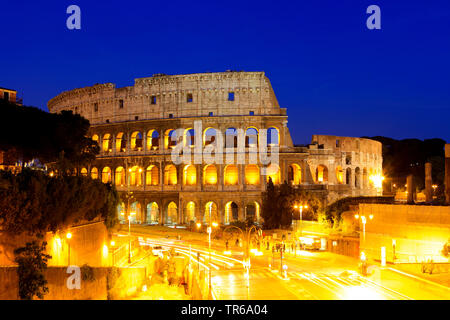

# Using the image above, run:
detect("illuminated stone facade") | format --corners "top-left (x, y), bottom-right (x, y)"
top-left (48, 72), bottom-right (382, 225)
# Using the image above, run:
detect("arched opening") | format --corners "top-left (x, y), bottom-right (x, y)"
top-left (130, 201), bottom-right (141, 224)
top-left (164, 165), bottom-right (177, 185)
top-left (146, 202), bottom-right (159, 225)
top-left (164, 129), bottom-right (177, 149)
top-left (80, 168), bottom-right (88, 177)
top-left (245, 202), bottom-right (260, 222)
top-left (245, 127), bottom-right (258, 148)
top-left (336, 166), bottom-right (344, 184)
top-left (166, 202), bottom-right (178, 225)
top-left (355, 167), bottom-right (361, 188)
top-left (102, 134), bottom-right (112, 152)
top-left (225, 202), bottom-right (238, 224)
top-left (92, 134), bottom-right (99, 143)
top-left (203, 128), bottom-right (217, 146)
top-left (117, 202), bottom-right (126, 223)
top-left (101, 167), bottom-right (112, 183)
top-left (266, 164), bottom-right (281, 185)
top-left (146, 165), bottom-right (159, 186)
top-left (225, 128), bottom-right (238, 148)
top-left (129, 166), bottom-right (143, 186)
top-left (346, 168), bottom-right (352, 185)
top-left (267, 127), bottom-right (279, 146)
top-left (203, 165), bottom-right (217, 185)
top-left (183, 164), bottom-right (197, 185)
top-left (185, 201), bottom-right (196, 223)
top-left (91, 167), bottom-right (98, 180)
top-left (288, 164), bottom-right (301, 185)
top-left (184, 128), bottom-right (195, 147)
top-left (245, 164), bottom-right (260, 185)
top-left (115, 167), bottom-right (125, 186)
top-left (316, 165), bottom-right (328, 183)
top-left (224, 164), bottom-right (238, 185)
top-left (146, 130), bottom-right (160, 150)
top-left (116, 132), bottom-right (126, 152)
top-left (130, 131), bottom-right (143, 151)
top-left (203, 201), bottom-right (218, 224)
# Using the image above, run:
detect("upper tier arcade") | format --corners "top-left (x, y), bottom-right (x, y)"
top-left (47, 71), bottom-right (286, 125)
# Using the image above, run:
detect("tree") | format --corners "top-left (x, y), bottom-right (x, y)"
top-left (0, 168), bottom-right (119, 236)
top-left (0, 99), bottom-right (99, 169)
top-left (14, 240), bottom-right (52, 300)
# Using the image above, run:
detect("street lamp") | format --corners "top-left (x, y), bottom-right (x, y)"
top-left (206, 203), bottom-right (219, 300)
top-left (294, 204), bottom-right (308, 251)
top-left (355, 214), bottom-right (373, 273)
top-left (66, 232), bottom-right (72, 265)
top-left (432, 184), bottom-right (438, 198)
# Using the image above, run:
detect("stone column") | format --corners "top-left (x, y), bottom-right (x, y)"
top-left (425, 162), bottom-right (432, 202)
top-left (407, 174), bottom-right (414, 204)
top-left (446, 144), bottom-right (450, 204)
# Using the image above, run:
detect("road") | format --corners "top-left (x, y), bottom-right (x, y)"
top-left (115, 230), bottom-right (450, 300)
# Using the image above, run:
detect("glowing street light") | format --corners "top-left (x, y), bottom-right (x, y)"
top-left (66, 232), bottom-right (72, 265)
top-left (294, 203), bottom-right (308, 251)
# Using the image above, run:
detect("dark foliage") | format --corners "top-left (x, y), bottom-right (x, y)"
top-left (262, 178), bottom-right (323, 229)
top-left (14, 240), bottom-right (52, 300)
top-left (365, 136), bottom-right (446, 191)
top-left (0, 99), bottom-right (99, 168)
top-left (0, 169), bottom-right (119, 235)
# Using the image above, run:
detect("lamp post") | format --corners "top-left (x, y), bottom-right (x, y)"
top-left (355, 214), bottom-right (373, 274)
top-left (294, 204), bottom-right (308, 250)
top-left (66, 232), bottom-right (72, 265)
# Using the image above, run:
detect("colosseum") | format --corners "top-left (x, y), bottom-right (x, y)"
top-left (48, 71), bottom-right (383, 226)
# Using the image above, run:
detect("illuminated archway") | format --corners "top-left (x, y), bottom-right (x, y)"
top-left (225, 128), bottom-right (238, 148)
top-left (267, 127), bottom-right (279, 146)
top-left (164, 129), bottom-right (177, 149)
top-left (184, 128), bottom-right (195, 147)
top-left (225, 201), bottom-right (238, 224)
top-left (130, 201), bottom-right (141, 223)
top-left (130, 131), bottom-right (143, 151)
top-left (129, 166), bottom-right (143, 186)
top-left (224, 164), bottom-right (238, 186)
top-left (80, 168), bottom-right (88, 177)
top-left (185, 201), bottom-right (196, 223)
top-left (183, 164), bottom-right (197, 185)
top-left (166, 202), bottom-right (178, 225)
top-left (245, 164), bottom-right (260, 185)
top-left (115, 166), bottom-right (125, 186)
top-left (336, 166), bottom-right (344, 184)
top-left (203, 165), bottom-right (217, 185)
top-left (203, 201), bottom-right (218, 224)
top-left (146, 165), bottom-right (159, 186)
top-left (288, 164), bottom-right (301, 185)
top-left (245, 202), bottom-right (260, 222)
top-left (91, 167), bottom-right (98, 180)
top-left (146, 202), bottom-right (159, 224)
top-left (117, 202), bottom-right (126, 222)
top-left (147, 130), bottom-right (160, 150)
top-left (316, 165), bottom-right (328, 183)
top-left (102, 134), bottom-right (112, 152)
top-left (245, 127), bottom-right (258, 148)
top-left (164, 165), bottom-right (177, 185)
top-left (266, 164), bottom-right (280, 185)
top-left (92, 134), bottom-right (99, 143)
top-left (203, 128), bottom-right (217, 146)
top-left (355, 167), bottom-right (361, 188)
top-left (116, 132), bottom-right (126, 152)
top-left (101, 167), bottom-right (112, 183)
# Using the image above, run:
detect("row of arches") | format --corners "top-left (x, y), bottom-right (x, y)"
top-left (92, 126), bottom-right (280, 153)
top-left (117, 200), bottom-right (260, 225)
top-left (82, 163), bottom-right (303, 186)
top-left (315, 165), bottom-right (381, 188)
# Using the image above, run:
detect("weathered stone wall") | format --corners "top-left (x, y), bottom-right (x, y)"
top-left (0, 221), bottom-right (110, 267)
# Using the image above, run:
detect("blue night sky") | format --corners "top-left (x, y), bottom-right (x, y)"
top-left (1, 0), bottom-right (449, 145)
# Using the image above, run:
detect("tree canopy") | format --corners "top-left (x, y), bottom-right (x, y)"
top-left (0, 99), bottom-right (98, 167)
top-left (0, 168), bottom-right (119, 236)
top-left (262, 178), bottom-right (323, 229)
